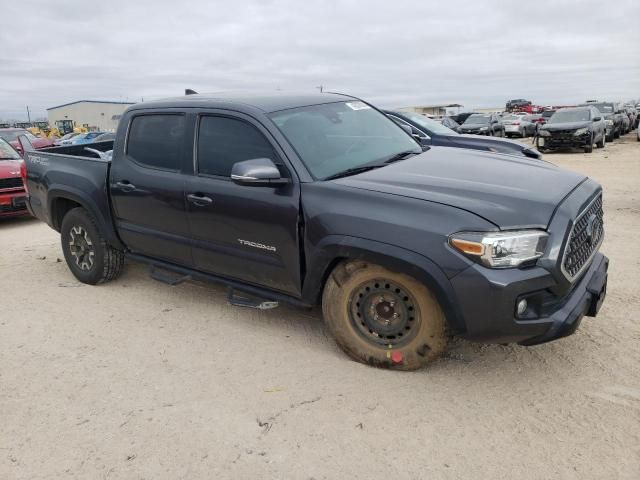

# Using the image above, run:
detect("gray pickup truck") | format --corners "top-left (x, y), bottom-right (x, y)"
top-left (20, 92), bottom-right (608, 370)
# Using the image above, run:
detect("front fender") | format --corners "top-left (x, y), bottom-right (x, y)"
top-left (302, 235), bottom-right (466, 334)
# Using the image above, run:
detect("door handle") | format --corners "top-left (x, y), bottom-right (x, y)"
top-left (115, 181), bottom-right (136, 193)
top-left (187, 193), bottom-right (213, 206)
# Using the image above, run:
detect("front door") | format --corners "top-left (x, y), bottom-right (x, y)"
top-left (184, 113), bottom-right (301, 295)
top-left (109, 112), bottom-right (194, 266)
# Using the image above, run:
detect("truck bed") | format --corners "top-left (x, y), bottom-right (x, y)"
top-left (23, 140), bottom-right (120, 246)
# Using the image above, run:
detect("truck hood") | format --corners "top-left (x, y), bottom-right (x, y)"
top-left (0, 159), bottom-right (23, 178)
top-left (335, 147), bottom-right (586, 229)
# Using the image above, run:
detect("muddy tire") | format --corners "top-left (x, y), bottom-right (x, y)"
top-left (60, 207), bottom-right (124, 285)
top-left (322, 261), bottom-right (448, 370)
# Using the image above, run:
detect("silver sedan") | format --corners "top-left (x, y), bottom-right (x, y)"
top-left (501, 114), bottom-right (537, 138)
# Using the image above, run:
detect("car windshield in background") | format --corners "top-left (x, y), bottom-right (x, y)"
top-left (270, 101), bottom-right (421, 180)
top-left (464, 115), bottom-right (490, 124)
top-left (0, 130), bottom-right (25, 142)
top-left (502, 115), bottom-right (518, 121)
top-left (401, 112), bottom-right (457, 135)
top-left (589, 103), bottom-right (614, 113)
top-left (549, 110), bottom-right (590, 123)
top-left (0, 139), bottom-right (20, 159)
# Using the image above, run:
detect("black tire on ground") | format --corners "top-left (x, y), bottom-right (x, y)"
top-left (322, 261), bottom-right (448, 370)
top-left (584, 139), bottom-right (593, 154)
top-left (614, 129), bottom-right (620, 139)
top-left (60, 207), bottom-right (125, 285)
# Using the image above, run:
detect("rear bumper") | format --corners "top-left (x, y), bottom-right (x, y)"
top-left (0, 190), bottom-right (29, 218)
top-left (450, 252), bottom-right (609, 345)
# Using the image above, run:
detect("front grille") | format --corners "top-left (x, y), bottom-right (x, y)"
top-left (0, 177), bottom-right (23, 190)
top-left (562, 195), bottom-right (604, 280)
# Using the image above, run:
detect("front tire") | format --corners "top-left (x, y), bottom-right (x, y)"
top-left (60, 207), bottom-right (125, 285)
top-left (322, 261), bottom-right (448, 370)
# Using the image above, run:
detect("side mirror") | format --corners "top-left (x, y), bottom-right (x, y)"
top-left (593, 116), bottom-right (601, 122)
top-left (231, 158), bottom-right (289, 186)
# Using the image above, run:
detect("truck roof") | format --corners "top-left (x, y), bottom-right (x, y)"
top-left (128, 92), bottom-right (355, 114)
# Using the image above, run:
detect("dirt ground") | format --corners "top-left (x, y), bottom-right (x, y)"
top-left (1, 133), bottom-right (639, 480)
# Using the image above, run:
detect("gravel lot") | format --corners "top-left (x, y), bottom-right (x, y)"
top-left (1, 134), bottom-right (639, 479)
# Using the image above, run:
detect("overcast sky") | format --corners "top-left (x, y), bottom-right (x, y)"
top-left (1, 0), bottom-right (638, 120)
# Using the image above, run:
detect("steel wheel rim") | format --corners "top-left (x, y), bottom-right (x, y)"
top-left (69, 225), bottom-right (95, 271)
top-left (349, 279), bottom-right (420, 346)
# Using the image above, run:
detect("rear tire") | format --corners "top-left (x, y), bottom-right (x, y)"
top-left (322, 261), bottom-right (448, 370)
top-left (60, 207), bottom-right (124, 285)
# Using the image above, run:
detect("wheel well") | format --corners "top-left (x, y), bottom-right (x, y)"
top-left (51, 197), bottom-right (82, 231)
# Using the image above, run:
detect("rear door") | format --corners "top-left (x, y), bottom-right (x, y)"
top-left (109, 112), bottom-right (194, 266)
top-left (184, 112), bottom-right (302, 295)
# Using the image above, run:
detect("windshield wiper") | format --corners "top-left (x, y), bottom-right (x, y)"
top-left (324, 150), bottom-right (421, 181)
top-left (382, 149), bottom-right (421, 164)
top-left (324, 164), bottom-right (387, 180)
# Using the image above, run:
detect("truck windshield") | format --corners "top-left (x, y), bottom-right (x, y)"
top-left (269, 101), bottom-right (421, 180)
top-left (0, 139), bottom-right (20, 159)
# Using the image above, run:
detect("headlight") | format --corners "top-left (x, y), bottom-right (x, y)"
top-left (449, 230), bottom-right (548, 268)
top-left (479, 127), bottom-right (488, 131)
top-left (574, 128), bottom-right (588, 136)
top-left (605, 119), bottom-right (613, 126)
top-left (539, 129), bottom-right (551, 137)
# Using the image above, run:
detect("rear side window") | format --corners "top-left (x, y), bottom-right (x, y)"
top-left (127, 114), bottom-right (185, 170)
top-left (197, 116), bottom-right (278, 177)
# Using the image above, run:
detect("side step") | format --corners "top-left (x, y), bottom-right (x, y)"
top-left (227, 287), bottom-right (279, 310)
top-left (149, 264), bottom-right (191, 286)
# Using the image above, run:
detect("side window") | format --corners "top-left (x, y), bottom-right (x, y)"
top-left (127, 114), bottom-right (185, 170)
top-left (197, 116), bottom-right (278, 177)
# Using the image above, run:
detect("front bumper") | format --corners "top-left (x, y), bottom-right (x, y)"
top-left (0, 190), bottom-right (29, 218)
top-left (540, 131), bottom-right (591, 149)
top-left (450, 252), bottom-right (608, 345)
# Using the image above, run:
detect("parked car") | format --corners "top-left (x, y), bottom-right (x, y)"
top-left (54, 132), bottom-right (81, 146)
top-left (458, 113), bottom-right (505, 136)
top-left (579, 102), bottom-right (620, 141)
top-left (19, 93), bottom-right (608, 370)
top-left (538, 106), bottom-right (606, 153)
top-left (0, 138), bottom-right (28, 218)
top-left (59, 131), bottom-right (107, 146)
top-left (440, 116), bottom-right (460, 130)
top-left (384, 110), bottom-right (542, 159)
top-left (0, 128), bottom-right (54, 154)
top-left (92, 132), bottom-right (116, 142)
top-left (505, 99), bottom-right (531, 112)
top-left (501, 114), bottom-right (537, 138)
top-left (617, 106), bottom-right (631, 134)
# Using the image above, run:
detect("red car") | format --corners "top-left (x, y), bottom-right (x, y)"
top-left (0, 138), bottom-right (29, 218)
top-left (0, 128), bottom-right (54, 154)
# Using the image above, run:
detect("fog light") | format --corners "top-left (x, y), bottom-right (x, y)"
top-left (517, 299), bottom-right (528, 316)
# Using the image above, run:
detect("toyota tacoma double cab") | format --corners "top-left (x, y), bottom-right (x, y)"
top-left (19, 93), bottom-right (609, 370)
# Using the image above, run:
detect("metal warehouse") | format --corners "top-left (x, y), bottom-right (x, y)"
top-left (46, 100), bottom-right (135, 132)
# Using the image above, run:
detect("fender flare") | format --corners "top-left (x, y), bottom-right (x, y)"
top-left (47, 185), bottom-right (124, 249)
top-left (302, 235), bottom-right (466, 334)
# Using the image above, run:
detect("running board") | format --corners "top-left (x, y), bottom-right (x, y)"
top-left (227, 287), bottom-right (279, 310)
top-left (149, 264), bottom-right (191, 286)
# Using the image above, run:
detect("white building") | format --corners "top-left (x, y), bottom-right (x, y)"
top-left (47, 100), bottom-right (135, 132)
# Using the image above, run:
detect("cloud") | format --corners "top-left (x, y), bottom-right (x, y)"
top-left (1, 0), bottom-right (638, 120)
